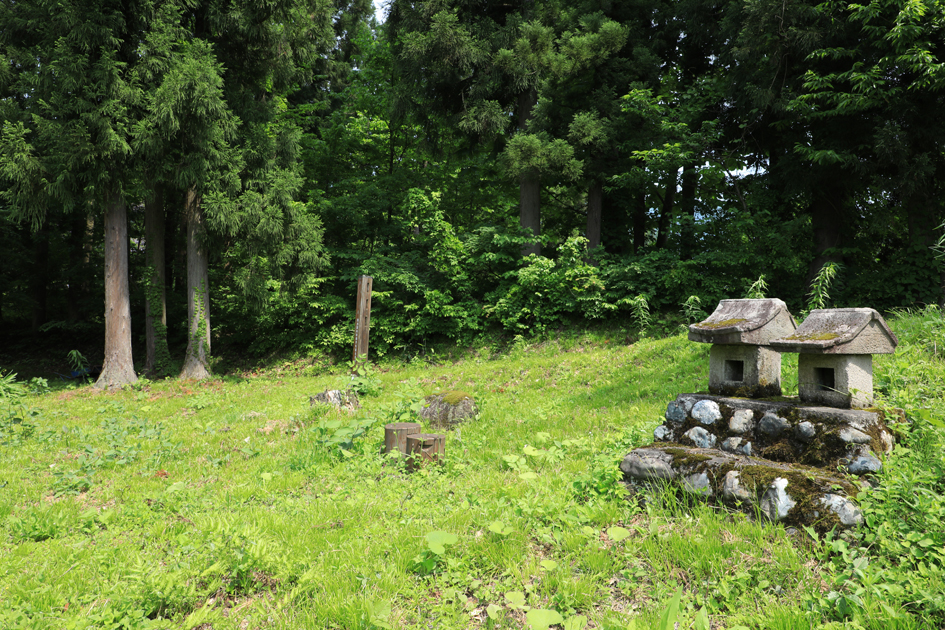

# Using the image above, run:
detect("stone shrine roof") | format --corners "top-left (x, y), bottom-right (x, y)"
top-left (688, 298), bottom-right (796, 345)
top-left (770, 308), bottom-right (898, 354)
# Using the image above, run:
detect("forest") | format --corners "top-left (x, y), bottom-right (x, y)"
top-left (2, 0), bottom-right (945, 385)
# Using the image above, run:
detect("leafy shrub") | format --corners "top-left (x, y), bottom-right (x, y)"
top-left (486, 236), bottom-right (614, 333)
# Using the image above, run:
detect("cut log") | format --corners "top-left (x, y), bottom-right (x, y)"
top-left (384, 422), bottom-right (422, 456)
top-left (406, 433), bottom-right (445, 472)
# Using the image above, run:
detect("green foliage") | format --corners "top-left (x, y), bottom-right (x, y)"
top-left (744, 275), bottom-right (769, 299)
top-left (806, 261), bottom-right (842, 314)
top-left (347, 359), bottom-right (382, 397)
top-left (680, 295), bottom-right (706, 324)
top-left (411, 530), bottom-right (459, 575)
top-left (487, 236), bottom-right (614, 334)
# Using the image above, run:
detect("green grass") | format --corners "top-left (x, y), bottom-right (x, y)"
top-left (0, 312), bottom-right (943, 629)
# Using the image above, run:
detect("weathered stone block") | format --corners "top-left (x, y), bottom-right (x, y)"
top-left (797, 353), bottom-right (874, 409)
top-left (708, 344), bottom-right (782, 398)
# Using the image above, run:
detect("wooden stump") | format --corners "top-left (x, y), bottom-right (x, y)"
top-left (406, 433), bottom-right (446, 472)
top-left (384, 422), bottom-right (422, 456)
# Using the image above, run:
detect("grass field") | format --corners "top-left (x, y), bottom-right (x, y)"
top-left (1, 311), bottom-right (944, 629)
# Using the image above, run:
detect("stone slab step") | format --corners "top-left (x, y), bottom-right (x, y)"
top-left (620, 445), bottom-right (866, 530)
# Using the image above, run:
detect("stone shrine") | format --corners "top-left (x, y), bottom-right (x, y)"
top-left (688, 298), bottom-right (796, 398)
top-left (622, 300), bottom-right (901, 531)
top-left (770, 308), bottom-right (898, 409)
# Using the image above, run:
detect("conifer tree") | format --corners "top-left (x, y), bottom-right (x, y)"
top-left (0, 0), bottom-right (150, 388)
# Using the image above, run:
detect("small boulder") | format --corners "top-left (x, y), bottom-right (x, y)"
top-left (847, 454), bottom-right (882, 475)
top-left (721, 437), bottom-right (751, 456)
top-left (620, 449), bottom-right (677, 481)
top-left (310, 389), bottom-right (360, 413)
top-left (729, 409), bottom-right (754, 434)
top-left (419, 391), bottom-right (478, 429)
top-left (760, 477), bottom-right (796, 521)
top-left (692, 400), bottom-right (722, 425)
top-left (819, 494), bottom-right (864, 526)
top-left (683, 426), bottom-right (717, 449)
top-left (795, 421), bottom-right (816, 442)
top-left (654, 424), bottom-right (674, 442)
top-left (722, 471), bottom-right (753, 503)
top-left (838, 427), bottom-right (871, 444)
top-left (683, 472), bottom-right (712, 496)
top-left (665, 401), bottom-right (688, 424)
top-left (757, 412), bottom-right (790, 438)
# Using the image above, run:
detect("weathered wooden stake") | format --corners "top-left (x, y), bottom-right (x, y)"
top-left (384, 422), bottom-right (421, 456)
top-left (406, 433), bottom-right (446, 472)
top-left (353, 275), bottom-right (373, 363)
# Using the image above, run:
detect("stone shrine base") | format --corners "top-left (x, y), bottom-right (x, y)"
top-left (621, 445), bottom-right (864, 530)
top-left (620, 394), bottom-right (902, 530)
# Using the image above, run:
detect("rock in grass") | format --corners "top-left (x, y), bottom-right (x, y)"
top-left (721, 471), bottom-right (753, 503)
top-left (310, 389), bottom-right (360, 413)
top-left (419, 391), bottom-right (478, 429)
top-left (620, 449), bottom-right (678, 480)
top-left (760, 478), bottom-right (796, 521)
top-left (819, 494), bottom-right (864, 526)
top-left (683, 472), bottom-right (712, 496)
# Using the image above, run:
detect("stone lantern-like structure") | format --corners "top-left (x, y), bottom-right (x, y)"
top-left (689, 299), bottom-right (796, 398)
top-left (771, 308), bottom-right (897, 408)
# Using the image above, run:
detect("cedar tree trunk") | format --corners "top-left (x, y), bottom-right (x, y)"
top-left (805, 188), bottom-right (846, 294)
top-left (655, 172), bottom-right (675, 250)
top-left (30, 228), bottom-right (49, 332)
top-left (144, 186), bottom-right (170, 376)
top-left (180, 187), bottom-right (211, 380)
top-left (95, 191), bottom-right (137, 389)
top-left (586, 179), bottom-right (602, 261)
top-left (679, 164), bottom-right (697, 260)
top-left (518, 89), bottom-right (540, 257)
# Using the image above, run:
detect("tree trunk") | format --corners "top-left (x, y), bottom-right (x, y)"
top-left (95, 191), bottom-right (137, 389)
top-left (632, 192), bottom-right (646, 254)
top-left (586, 180), bottom-right (602, 262)
top-left (656, 172), bottom-right (675, 250)
top-left (518, 89), bottom-right (540, 257)
top-left (679, 164), bottom-right (697, 260)
top-left (66, 211), bottom-right (89, 323)
top-left (144, 186), bottom-right (170, 377)
top-left (30, 228), bottom-right (49, 332)
top-left (180, 187), bottom-right (211, 380)
top-left (804, 188), bottom-right (846, 294)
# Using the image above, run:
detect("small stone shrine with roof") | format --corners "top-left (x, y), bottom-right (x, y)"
top-left (688, 298), bottom-right (796, 398)
top-left (770, 308), bottom-right (898, 409)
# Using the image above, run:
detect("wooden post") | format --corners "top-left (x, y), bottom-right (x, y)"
top-left (384, 422), bottom-right (421, 456)
top-left (406, 433), bottom-right (446, 472)
top-left (353, 275), bottom-right (373, 363)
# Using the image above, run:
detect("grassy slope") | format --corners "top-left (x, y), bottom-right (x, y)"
top-left (0, 314), bottom-right (943, 629)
